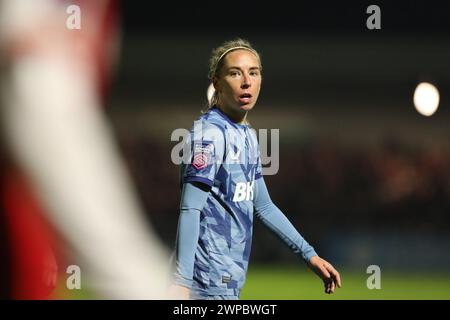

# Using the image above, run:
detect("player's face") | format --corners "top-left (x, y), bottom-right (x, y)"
top-left (215, 50), bottom-right (261, 117)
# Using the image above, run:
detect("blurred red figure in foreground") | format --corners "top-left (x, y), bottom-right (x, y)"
top-left (0, 0), bottom-right (171, 299)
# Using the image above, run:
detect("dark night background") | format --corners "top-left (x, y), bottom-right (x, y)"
top-left (105, 1), bottom-right (450, 272)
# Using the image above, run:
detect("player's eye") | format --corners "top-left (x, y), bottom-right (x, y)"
top-left (229, 70), bottom-right (240, 77)
top-left (250, 70), bottom-right (260, 76)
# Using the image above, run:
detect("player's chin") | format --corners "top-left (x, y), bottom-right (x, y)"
top-left (238, 102), bottom-right (256, 112)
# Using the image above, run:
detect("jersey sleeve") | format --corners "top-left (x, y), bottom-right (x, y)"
top-left (173, 182), bottom-right (209, 288)
top-left (255, 156), bottom-right (263, 180)
top-left (182, 120), bottom-right (225, 188)
top-left (255, 142), bottom-right (263, 180)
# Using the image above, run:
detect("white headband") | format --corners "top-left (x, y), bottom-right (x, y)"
top-left (213, 46), bottom-right (258, 76)
top-left (217, 46), bottom-right (257, 64)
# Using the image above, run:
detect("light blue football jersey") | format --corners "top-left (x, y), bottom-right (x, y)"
top-left (181, 106), bottom-right (262, 296)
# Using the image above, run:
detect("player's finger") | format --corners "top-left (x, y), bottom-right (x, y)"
top-left (324, 282), bottom-right (330, 294)
top-left (318, 264), bottom-right (331, 280)
top-left (327, 265), bottom-right (342, 288)
top-left (331, 273), bottom-right (342, 288)
top-left (330, 280), bottom-right (336, 293)
top-left (323, 275), bottom-right (333, 294)
top-left (325, 280), bottom-right (334, 294)
top-left (335, 272), bottom-right (342, 288)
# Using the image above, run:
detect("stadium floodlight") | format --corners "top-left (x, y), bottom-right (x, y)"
top-left (413, 82), bottom-right (440, 117)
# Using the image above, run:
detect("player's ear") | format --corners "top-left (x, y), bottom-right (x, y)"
top-left (212, 77), bottom-right (220, 92)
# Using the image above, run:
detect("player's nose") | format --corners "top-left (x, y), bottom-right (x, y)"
top-left (241, 73), bottom-right (251, 89)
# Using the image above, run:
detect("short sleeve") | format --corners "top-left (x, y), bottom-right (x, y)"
top-left (255, 135), bottom-right (263, 180)
top-left (182, 120), bottom-right (225, 187)
top-left (255, 154), bottom-right (263, 180)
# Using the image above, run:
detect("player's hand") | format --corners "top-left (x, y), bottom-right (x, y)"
top-left (308, 256), bottom-right (342, 294)
top-left (168, 284), bottom-right (191, 300)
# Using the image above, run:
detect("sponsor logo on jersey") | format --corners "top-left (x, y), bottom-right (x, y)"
top-left (233, 181), bottom-right (255, 202)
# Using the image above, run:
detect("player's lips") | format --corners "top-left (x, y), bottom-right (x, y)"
top-left (238, 93), bottom-right (252, 104)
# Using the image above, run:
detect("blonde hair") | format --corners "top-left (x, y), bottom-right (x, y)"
top-left (206, 38), bottom-right (262, 108)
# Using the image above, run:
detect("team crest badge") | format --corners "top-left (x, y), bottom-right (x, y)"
top-left (192, 142), bottom-right (214, 170)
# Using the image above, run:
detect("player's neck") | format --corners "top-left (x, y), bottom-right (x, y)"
top-left (217, 105), bottom-right (248, 125)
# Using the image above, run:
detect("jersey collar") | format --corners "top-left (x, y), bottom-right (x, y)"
top-left (211, 106), bottom-right (250, 129)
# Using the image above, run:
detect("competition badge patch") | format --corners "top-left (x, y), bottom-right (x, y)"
top-left (192, 142), bottom-right (214, 170)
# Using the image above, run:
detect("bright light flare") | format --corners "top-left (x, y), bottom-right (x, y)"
top-left (413, 82), bottom-right (440, 117)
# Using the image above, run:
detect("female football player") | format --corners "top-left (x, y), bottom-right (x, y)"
top-left (171, 38), bottom-right (341, 300)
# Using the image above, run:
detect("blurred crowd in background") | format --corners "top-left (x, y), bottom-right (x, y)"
top-left (116, 125), bottom-right (450, 269)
